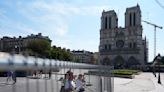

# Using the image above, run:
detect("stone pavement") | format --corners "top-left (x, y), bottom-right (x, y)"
top-left (114, 73), bottom-right (164, 92)
top-left (0, 69), bottom-right (96, 92)
top-left (3, 70), bottom-right (164, 92)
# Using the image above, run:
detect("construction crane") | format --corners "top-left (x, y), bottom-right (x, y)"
top-left (142, 20), bottom-right (163, 58)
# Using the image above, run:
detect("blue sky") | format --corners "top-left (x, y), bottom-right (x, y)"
top-left (0, 0), bottom-right (164, 61)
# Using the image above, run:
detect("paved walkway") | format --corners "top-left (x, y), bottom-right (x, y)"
top-left (114, 73), bottom-right (164, 92)
top-left (0, 69), bottom-right (95, 92)
top-left (1, 71), bottom-right (163, 92)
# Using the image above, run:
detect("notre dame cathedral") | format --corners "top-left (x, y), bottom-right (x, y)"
top-left (99, 4), bottom-right (148, 68)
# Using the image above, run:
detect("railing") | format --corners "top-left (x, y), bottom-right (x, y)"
top-left (0, 52), bottom-right (113, 92)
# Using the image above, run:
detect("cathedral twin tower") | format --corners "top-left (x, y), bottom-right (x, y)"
top-left (99, 4), bottom-right (148, 68)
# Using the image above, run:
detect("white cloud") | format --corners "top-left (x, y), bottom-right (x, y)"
top-left (29, 1), bottom-right (110, 17)
top-left (16, 23), bottom-right (38, 34)
top-left (31, 1), bottom-right (80, 16)
top-left (53, 38), bottom-right (72, 48)
top-left (54, 25), bottom-right (68, 36)
top-left (15, 1), bottom-right (110, 38)
top-left (1, 1), bottom-right (110, 51)
top-left (0, 8), bottom-right (38, 36)
top-left (80, 6), bottom-right (109, 16)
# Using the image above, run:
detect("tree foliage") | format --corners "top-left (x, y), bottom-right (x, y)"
top-left (27, 40), bottom-right (73, 61)
top-left (27, 39), bottom-right (51, 58)
top-left (50, 46), bottom-right (73, 61)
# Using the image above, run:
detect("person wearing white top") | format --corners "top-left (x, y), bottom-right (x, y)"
top-left (76, 74), bottom-right (85, 92)
top-left (65, 72), bottom-right (76, 92)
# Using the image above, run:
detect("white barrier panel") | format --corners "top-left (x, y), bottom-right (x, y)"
top-left (0, 52), bottom-right (113, 92)
top-left (0, 52), bottom-right (103, 71)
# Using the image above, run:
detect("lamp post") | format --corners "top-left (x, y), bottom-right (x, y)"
top-left (156, 54), bottom-right (162, 84)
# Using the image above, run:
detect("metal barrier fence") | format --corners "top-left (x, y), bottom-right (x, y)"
top-left (0, 52), bottom-right (113, 92)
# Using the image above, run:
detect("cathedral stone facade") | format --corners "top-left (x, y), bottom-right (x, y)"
top-left (99, 5), bottom-right (148, 68)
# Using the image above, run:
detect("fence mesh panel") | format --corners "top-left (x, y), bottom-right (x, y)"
top-left (0, 52), bottom-right (113, 92)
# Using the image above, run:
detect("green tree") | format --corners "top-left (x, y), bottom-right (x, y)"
top-left (50, 45), bottom-right (73, 61)
top-left (27, 39), bottom-right (51, 58)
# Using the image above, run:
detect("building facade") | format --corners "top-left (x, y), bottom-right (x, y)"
top-left (92, 52), bottom-right (99, 64)
top-left (0, 33), bottom-right (51, 54)
top-left (72, 50), bottom-right (94, 64)
top-left (99, 5), bottom-right (148, 68)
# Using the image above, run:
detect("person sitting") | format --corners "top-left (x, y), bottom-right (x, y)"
top-left (59, 73), bottom-right (69, 92)
top-left (64, 72), bottom-right (76, 92)
top-left (76, 74), bottom-right (85, 92)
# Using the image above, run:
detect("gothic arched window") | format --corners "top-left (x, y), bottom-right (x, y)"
top-left (129, 13), bottom-right (132, 26)
top-left (133, 13), bottom-right (136, 26)
top-left (105, 17), bottom-right (107, 29)
top-left (109, 17), bottom-right (111, 29)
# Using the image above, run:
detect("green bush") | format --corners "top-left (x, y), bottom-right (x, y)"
top-left (112, 69), bottom-right (139, 75)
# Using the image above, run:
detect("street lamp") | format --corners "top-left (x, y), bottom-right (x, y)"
top-left (156, 54), bottom-right (162, 84)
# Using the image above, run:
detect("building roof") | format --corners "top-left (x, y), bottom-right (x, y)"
top-left (126, 4), bottom-right (141, 12)
top-left (0, 33), bottom-right (51, 42)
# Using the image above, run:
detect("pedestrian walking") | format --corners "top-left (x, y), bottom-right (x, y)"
top-left (6, 70), bottom-right (12, 83)
top-left (12, 71), bottom-right (16, 84)
top-left (48, 70), bottom-right (52, 79)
